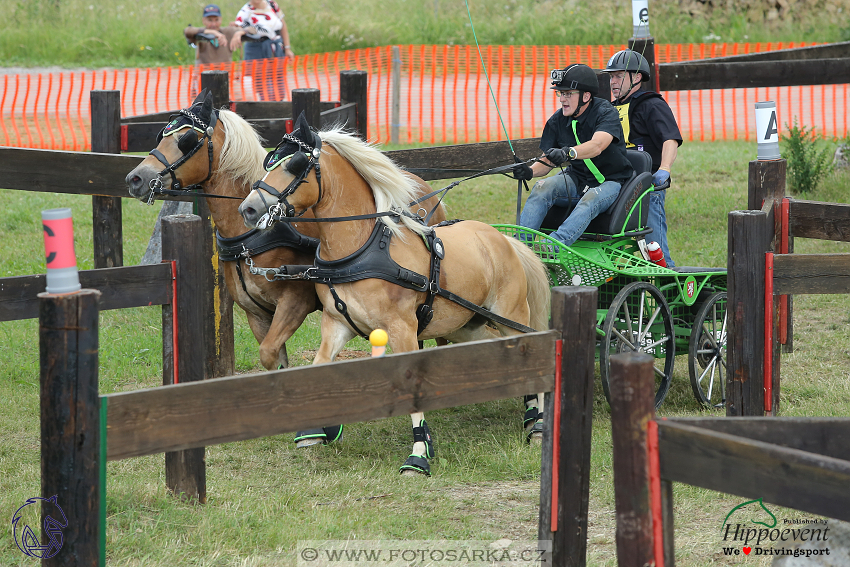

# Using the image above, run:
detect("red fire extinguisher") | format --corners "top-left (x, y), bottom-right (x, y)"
top-left (646, 241), bottom-right (667, 267)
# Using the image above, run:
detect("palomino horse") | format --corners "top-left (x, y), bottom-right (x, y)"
top-left (238, 116), bottom-right (551, 475)
top-left (124, 93), bottom-right (447, 444)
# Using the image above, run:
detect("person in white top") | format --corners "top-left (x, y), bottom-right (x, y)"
top-left (229, 0), bottom-right (293, 60)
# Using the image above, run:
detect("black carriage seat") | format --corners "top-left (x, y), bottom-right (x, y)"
top-left (540, 149), bottom-right (654, 241)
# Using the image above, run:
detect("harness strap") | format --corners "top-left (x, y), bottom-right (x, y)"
top-left (435, 288), bottom-right (537, 334)
top-left (571, 120), bottom-right (606, 185)
top-left (327, 283), bottom-right (370, 339)
top-left (234, 259), bottom-right (276, 317)
top-left (416, 232), bottom-right (444, 335)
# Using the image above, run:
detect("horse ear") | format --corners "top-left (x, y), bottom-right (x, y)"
top-left (292, 111), bottom-right (312, 142)
top-left (201, 94), bottom-right (214, 116)
top-left (191, 88), bottom-right (208, 106)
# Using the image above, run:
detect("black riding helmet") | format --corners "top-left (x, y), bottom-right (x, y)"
top-left (550, 63), bottom-right (598, 117)
top-left (603, 49), bottom-right (651, 103)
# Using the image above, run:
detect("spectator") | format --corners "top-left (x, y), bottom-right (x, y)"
top-left (603, 49), bottom-right (683, 267)
top-left (229, 0), bottom-right (284, 60)
top-left (183, 4), bottom-right (239, 65)
top-left (513, 64), bottom-right (634, 247)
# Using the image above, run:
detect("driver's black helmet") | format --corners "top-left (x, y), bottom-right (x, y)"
top-left (604, 49), bottom-right (651, 82)
top-left (550, 63), bottom-right (599, 95)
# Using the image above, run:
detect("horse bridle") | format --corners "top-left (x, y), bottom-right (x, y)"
top-left (251, 131), bottom-right (324, 228)
top-left (146, 107), bottom-right (222, 205)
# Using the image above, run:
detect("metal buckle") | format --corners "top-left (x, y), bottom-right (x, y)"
top-left (146, 176), bottom-right (163, 205)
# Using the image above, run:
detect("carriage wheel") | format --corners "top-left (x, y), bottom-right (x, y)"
top-left (688, 292), bottom-right (728, 409)
top-left (600, 281), bottom-right (675, 409)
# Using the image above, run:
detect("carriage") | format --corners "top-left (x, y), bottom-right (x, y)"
top-left (493, 149), bottom-right (728, 409)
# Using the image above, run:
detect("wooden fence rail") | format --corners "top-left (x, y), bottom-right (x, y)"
top-left (0, 263), bottom-right (172, 322)
top-left (657, 41), bottom-right (850, 91)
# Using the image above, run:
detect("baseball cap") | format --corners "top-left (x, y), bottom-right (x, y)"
top-left (202, 4), bottom-right (222, 18)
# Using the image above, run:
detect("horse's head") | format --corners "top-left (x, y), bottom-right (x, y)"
top-left (125, 89), bottom-right (224, 203)
top-left (239, 112), bottom-right (323, 229)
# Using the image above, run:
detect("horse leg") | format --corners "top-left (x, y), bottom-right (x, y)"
top-left (258, 292), bottom-right (318, 370)
top-left (399, 411), bottom-right (435, 477)
top-left (295, 312), bottom-right (355, 448)
top-left (243, 311), bottom-right (273, 359)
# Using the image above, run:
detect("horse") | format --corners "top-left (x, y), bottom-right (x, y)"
top-left (124, 90), bottom-right (447, 375)
top-left (237, 114), bottom-right (552, 475)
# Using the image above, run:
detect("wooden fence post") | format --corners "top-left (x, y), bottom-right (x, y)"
top-left (39, 289), bottom-right (102, 566)
top-left (538, 286), bottom-right (597, 567)
top-left (91, 90), bottom-right (123, 269)
top-left (609, 352), bottom-right (656, 567)
top-left (748, 158), bottom-right (787, 410)
top-left (197, 72), bottom-right (235, 380)
top-left (201, 69), bottom-right (230, 110)
top-left (340, 70), bottom-right (368, 140)
top-left (161, 215), bottom-right (207, 502)
top-left (727, 210), bottom-right (771, 416)
top-left (292, 88), bottom-right (321, 128)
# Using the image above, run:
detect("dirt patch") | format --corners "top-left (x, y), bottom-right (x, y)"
top-left (299, 349), bottom-right (370, 362)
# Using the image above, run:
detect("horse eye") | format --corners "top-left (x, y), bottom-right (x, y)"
top-left (177, 130), bottom-right (198, 154)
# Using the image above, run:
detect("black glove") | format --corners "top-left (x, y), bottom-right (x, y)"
top-left (545, 147), bottom-right (568, 166)
top-left (511, 162), bottom-right (533, 181)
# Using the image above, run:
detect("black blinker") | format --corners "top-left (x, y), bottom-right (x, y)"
top-left (156, 129), bottom-right (164, 144)
top-left (177, 129), bottom-right (199, 154)
top-left (286, 151), bottom-right (309, 175)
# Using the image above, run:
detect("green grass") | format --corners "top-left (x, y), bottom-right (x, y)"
top-left (0, 0), bottom-right (848, 68)
top-left (2, 140), bottom-right (850, 565)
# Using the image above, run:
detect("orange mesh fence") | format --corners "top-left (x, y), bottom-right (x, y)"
top-left (2, 42), bottom-right (844, 152)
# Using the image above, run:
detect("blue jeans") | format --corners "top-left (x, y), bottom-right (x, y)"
top-left (647, 190), bottom-right (675, 267)
top-left (520, 172), bottom-right (621, 246)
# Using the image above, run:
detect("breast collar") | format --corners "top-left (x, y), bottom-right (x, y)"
top-left (311, 222), bottom-right (430, 291)
top-left (215, 222), bottom-right (320, 262)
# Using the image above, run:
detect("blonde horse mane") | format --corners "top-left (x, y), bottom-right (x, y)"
top-left (216, 109), bottom-right (268, 192)
top-left (319, 126), bottom-right (430, 238)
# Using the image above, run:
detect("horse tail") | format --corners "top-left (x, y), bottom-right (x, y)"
top-left (505, 237), bottom-right (551, 332)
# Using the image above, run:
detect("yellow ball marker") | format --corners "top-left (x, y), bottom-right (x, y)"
top-left (369, 329), bottom-right (388, 357)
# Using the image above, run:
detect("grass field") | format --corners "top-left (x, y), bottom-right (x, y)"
top-left (1, 0), bottom-right (848, 68)
top-left (1, 139), bottom-right (849, 566)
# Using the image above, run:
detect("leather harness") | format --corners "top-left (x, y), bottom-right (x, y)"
top-left (215, 223), bottom-right (320, 317)
top-left (300, 219), bottom-right (536, 339)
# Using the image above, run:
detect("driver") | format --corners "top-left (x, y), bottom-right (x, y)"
top-left (513, 63), bottom-right (633, 247)
top-left (603, 49), bottom-right (683, 267)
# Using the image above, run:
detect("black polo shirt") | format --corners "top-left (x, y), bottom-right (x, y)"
top-left (539, 96), bottom-right (634, 188)
top-left (617, 90), bottom-right (683, 173)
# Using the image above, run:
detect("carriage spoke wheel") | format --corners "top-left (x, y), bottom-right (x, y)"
top-left (600, 282), bottom-right (675, 409)
top-left (688, 292), bottom-right (728, 409)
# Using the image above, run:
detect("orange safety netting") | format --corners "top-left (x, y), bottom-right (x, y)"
top-left (1, 42), bottom-right (844, 152)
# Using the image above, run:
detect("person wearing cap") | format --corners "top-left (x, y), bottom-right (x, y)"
top-left (603, 49), bottom-right (682, 267)
top-left (513, 63), bottom-right (634, 247)
top-left (183, 5), bottom-right (241, 64)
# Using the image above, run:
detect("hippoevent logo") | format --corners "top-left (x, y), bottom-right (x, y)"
top-left (719, 498), bottom-right (831, 559)
top-left (11, 495), bottom-right (68, 559)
